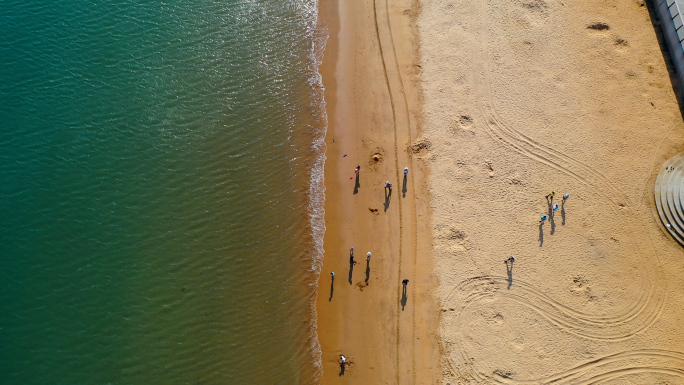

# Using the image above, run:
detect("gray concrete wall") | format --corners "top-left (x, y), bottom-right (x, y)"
top-left (655, 0), bottom-right (684, 92)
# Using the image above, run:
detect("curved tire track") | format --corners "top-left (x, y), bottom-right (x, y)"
top-left (457, 348), bottom-right (684, 384)
top-left (470, 0), bottom-right (631, 208)
top-left (447, 275), bottom-right (662, 341)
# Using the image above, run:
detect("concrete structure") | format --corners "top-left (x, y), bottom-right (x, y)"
top-left (654, 0), bottom-right (684, 92)
top-left (654, 152), bottom-right (684, 245)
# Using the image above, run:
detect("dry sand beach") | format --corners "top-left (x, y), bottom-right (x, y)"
top-left (317, 0), bottom-right (684, 383)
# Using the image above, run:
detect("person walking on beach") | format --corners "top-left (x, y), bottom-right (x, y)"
top-left (366, 252), bottom-right (371, 261)
top-left (385, 182), bottom-right (392, 205)
top-left (339, 354), bottom-right (348, 375)
top-left (552, 203), bottom-right (559, 213)
top-left (350, 247), bottom-right (354, 257)
top-left (546, 191), bottom-right (556, 202)
top-left (505, 256), bottom-right (516, 289)
top-left (540, 214), bottom-right (548, 224)
top-left (562, 193), bottom-right (570, 202)
top-left (400, 279), bottom-right (410, 310)
top-left (353, 167), bottom-right (361, 194)
top-left (331, 272), bottom-right (335, 280)
top-left (404, 167), bottom-right (409, 176)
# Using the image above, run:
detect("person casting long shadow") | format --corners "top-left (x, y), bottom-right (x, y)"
top-left (538, 221), bottom-right (544, 247)
top-left (384, 181), bottom-right (392, 211)
top-left (505, 256), bottom-right (515, 290)
top-left (329, 273), bottom-right (334, 301)
top-left (401, 279), bottom-right (409, 310)
top-left (348, 248), bottom-right (357, 285)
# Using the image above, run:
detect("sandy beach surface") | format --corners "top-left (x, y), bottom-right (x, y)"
top-left (419, 0), bottom-right (684, 383)
top-left (317, 0), bottom-right (684, 383)
top-left (315, 0), bottom-right (438, 383)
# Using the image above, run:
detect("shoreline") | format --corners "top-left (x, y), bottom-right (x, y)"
top-left (315, 0), bottom-right (439, 383)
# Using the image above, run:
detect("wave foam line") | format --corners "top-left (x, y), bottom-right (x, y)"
top-left (301, 0), bottom-right (328, 382)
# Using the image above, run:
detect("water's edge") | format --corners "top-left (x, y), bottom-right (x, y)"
top-left (305, 0), bottom-right (328, 381)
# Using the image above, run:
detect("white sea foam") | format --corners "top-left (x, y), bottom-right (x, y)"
top-left (300, 0), bottom-right (328, 382)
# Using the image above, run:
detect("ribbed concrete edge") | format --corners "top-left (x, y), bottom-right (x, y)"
top-left (654, 152), bottom-right (684, 246)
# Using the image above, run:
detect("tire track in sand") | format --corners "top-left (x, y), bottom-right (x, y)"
top-left (380, 0), bottom-right (420, 382)
top-left (373, 0), bottom-right (419, 382)
top-left (371, 1), bottom-right (404, 383)
top-left (443, 279), bottom-right (680, 384)
top-left (440, 0), bottom-right (673, 382)
top-left (447, 275), bottom-right (662, 341)
top-left (464, 0), bottom-right (662, 340)
top-left (461, 348), bottom-right (684, 384)
top-left (470, 0), bottom-right (631, 208)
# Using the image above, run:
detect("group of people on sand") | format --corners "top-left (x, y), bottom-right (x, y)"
top-left (539, 191), bottom-right (570, 223)
top-left (333, 165), bottom-right (412, 370)
top-left (331, 165), bottom-right (410, 279)
top-left (503, 191), bottom-right (570, 269)
top-left (342, 247), bottom-right (371, 268)
top-left (383, 167), bottom-right (409, 193)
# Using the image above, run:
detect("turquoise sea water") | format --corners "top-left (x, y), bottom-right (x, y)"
top-left (0, 1), bottom-right (326, 383)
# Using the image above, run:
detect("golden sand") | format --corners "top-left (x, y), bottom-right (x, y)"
top-left (316, 0), bottom-right (684, 383)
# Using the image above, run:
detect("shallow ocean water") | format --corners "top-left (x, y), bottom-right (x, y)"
top-left (0, 1), bottom-right (325, 383)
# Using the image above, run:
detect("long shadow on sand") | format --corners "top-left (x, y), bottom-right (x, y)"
top-left (365, 260), bottom-right (371, 284)
top-left (384, 188), bottom-right (392, 211)
top-left (402, 174), bottom-right (407, 197)
top-left (401, 283), bottom-right (408, 310)
top-left (561, 202), bottom-right (567, 225)
top-left (547, 198), bottom-right (556, 235)
top-left (353, 173), bottom-right (360, 195)
top-left (538, 223), bottom-right (544, 247)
